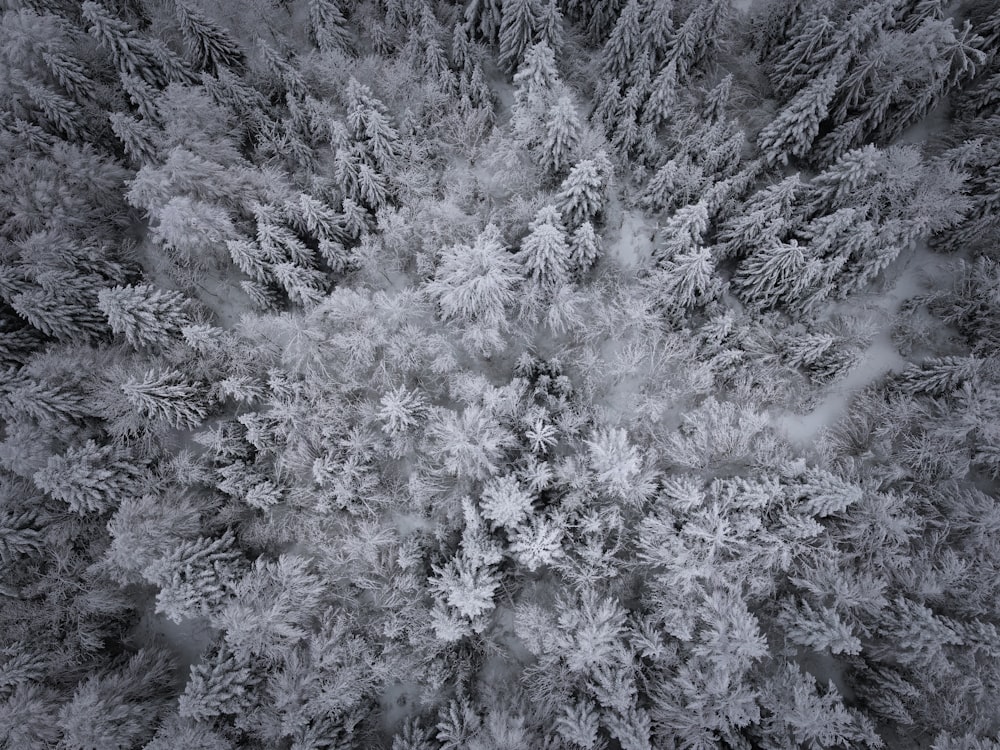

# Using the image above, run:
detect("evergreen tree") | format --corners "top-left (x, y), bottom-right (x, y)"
top-left (144, 530), bottom-right (244, 623)
top-left (601, 0), bottom-right (644, 82)
top-left (757, 61), bottom-right (844, 165)
top-left (32, 440), bottom-right (148, 515)
top-left (536, 0), bottom-right (564, 54)
top-left (734, 238), bottom-right (809, 310)
top-left (173, 0), bottom-right (244, 73)
top-left (517, 205), bottom-right (571, 289)
top-left (80, 1), bottom-right (163, 85)
top-left (120, 369), bottom-right (209, 430)
top-left (499, 0), bottom-right (539, 71)
top-left (769, 12), bottom-right (839, 99)
top-left (540, 95), bottom-right (581, 177)
top-left (97, 284), bottom-right (191, 350)
top-left (425, 225), bottom-right (523, 329)
top-left (178, 643), bottom-right (259, 721)
top-left (569, 221), bottom-right (601, 273)
top-left (480, 474), bottom-right (535, 529)
top-left (642, 0), bottom-right (676, 68)
top-left (715, 175), bottom-right (800, 259)
top-left (57, 649), bottom-right (175, 750)
top-left (308, 0), bottom-right (351, 53)
top-left (639, 59), bottom-right (678, 131)
top-left (557, 158), bottom-right (605, 227)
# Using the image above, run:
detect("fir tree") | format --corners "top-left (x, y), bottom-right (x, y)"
top-left (569, 221), bottom-right (601, 273)
top-left (601, 0), bottom-right (644, 82)
top-left (80, 1), bottom-right (163, 85)
top-left (97, 284), bottom-right (191, 350)
top-left (120, 369), bottom-right (209, 430)
top-left (425, 225), bottom-right (522, 329)
top-left (308, 0), bottom-right (351, 52)
top-left (557, 157), bottom-right (607, 228)
top-left (174, 0), bottom-right (244, 73)
top-left (540, 95), bottom-right (581, 177)
top-left (32, 440), bottom-right (148, 515)
top-left (480, 474), bottom-right (534, 529)
top-left (178, 643), bottom-right (259, 721)
top-left (144, 530), bottom-right (244, 624)
top-left (734, 238), bottom-right (809, 310)
top-left (536, 0), bottom-right (564, 54)
top-left (517, 205), bottom-right (572, 289)
top-left (769, 12), bottom-right (839, 99)
top-left (757, 62), bottom-right (844, 165)
top-left (499, 0), bottom-right (539, 71)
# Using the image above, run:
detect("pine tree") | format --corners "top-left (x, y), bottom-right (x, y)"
top-left (308, 0), bottom-right (351, 52)
top-left (144, 530), bottom-right (244, 623)
top-left (601, 0), bottom-right (644, 82)
top-left (499, 0), bottom-right (539, 71)
top-left (716, 175), bottom-right (800, 259)
top-left (120, 369), bottom-right (208, 430)
top-left (757, 62), bottom-right (843, 165)
top-left (480, 474), bottom-right (535, 529)
top-left (57, 649), bottom-right (175, 750)
top-left (174, 0), bottom-right (244, 73)
top-left (97, 284), bottom-right (191, 350)
top-left (652, 200), bottom-right (709, 266)
top-left (640, 154), bottom-right (704, 213)
top-left (540, 95), bottom-right (581, 177)
top-left (569, 221), bottom-right (601, 273)
top-left (425, 225), bottom-right (522, 328)
top-left (640, 59), bottom-right (679, 131)
top-left (536, 0), bottom-right (564, 54)
top-left (648, 244), bottom-right (719, 312)
top-left (517, 205), bottom-right (571, 289)
top-left (426, 404), bottom-right (517, 480)
top-left (80, 1), bottom-right (163, 85)
top-left (178, 643), bottom-right (259, 721)
top-left (642, 0), bottom-right (676, 67)
top-left (32, 440), bottom-right (148, 515)
top-left (557, 158), bottom-right (606, 227)
top-left (734, 238), bottom-right (809, 309)
top-left (768, 12), bottom-right (839, 99)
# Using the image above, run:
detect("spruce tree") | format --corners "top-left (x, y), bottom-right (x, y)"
top-left (498, 0), bottom-right (539, 72)
top-left (517, 206), bottom-right (572, 289)
top-left (32, 440), bottom-right (148, 515)
top-left (540, 95), bottom-right (581, 177)
top-left (557, 157), bottom-right (607, 228)
top-left (601, 0), bottom-right (644, 82)
top-left (757, 62), bottom-right (844, 165)
top-left (174, 0), bottom-right (244, 73)
top-left (120, 369), bottom-right (208, 430)
top-left (97, 284), bottom-right (192, 350)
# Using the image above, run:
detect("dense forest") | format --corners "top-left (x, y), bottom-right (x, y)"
top-left (1, 0), bottom-right (999, 747)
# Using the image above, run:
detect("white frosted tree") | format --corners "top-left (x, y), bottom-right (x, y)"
top-left (97, 284), bottom-right (191, 350)
top-left (425, 225), bottom-right (523, 329)
top-left (557, 157), bottom-right (607, 228)
top-left (480, 474), bottom-right (534, 529)
top-left (498, 0), bottom-right (539, 71)
top-left (569, 221), bottom-right (601, 273)
top-left (517, 206), bottom-right (571, 289)
top-left (601, 0), bottom-right (644, 82)
top-left (120, 369), bottom-right (208, 429)
top-left (174, 0), bottom-right (243, 73)
top-left (540, 95), bottom-right (581, 177)
top-left (757, 62), bottom-right (844, 165)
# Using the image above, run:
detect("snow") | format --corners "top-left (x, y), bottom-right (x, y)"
top-left (610, 208), bottom-right (657, 270)
top-left (774, 242), bottom-right (952, 446)
top-left (730, 0), bottom-right (756, 11)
